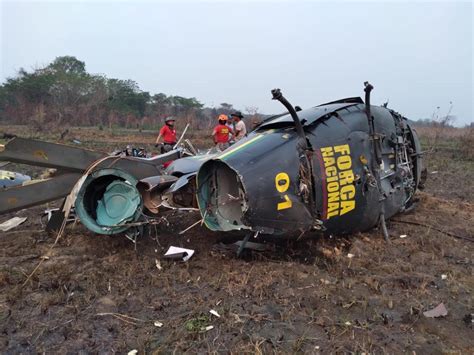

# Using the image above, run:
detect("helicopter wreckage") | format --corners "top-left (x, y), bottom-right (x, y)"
top-left (0, 82), bottom-right (424, 246)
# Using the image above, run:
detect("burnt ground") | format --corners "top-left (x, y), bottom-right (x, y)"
top-left (0, 128), bottom-right (473, 353)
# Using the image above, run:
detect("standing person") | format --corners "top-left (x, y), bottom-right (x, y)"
top-left (225, 114), bottom-right (235, 145)
top-left (231, 111), bottom-right (247, 141)
top-left (212, 114), bottom-right (233, 151)
top-left (155, 117), bottom-right (177, 153)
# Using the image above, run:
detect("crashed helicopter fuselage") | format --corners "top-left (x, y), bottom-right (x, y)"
top-left (196, 84), bottom-right (423, 237)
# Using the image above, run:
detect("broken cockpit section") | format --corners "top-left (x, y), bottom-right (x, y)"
top-left (197, 161), bottom-right (249, 232)
top-left (196, 89), bottom-right (320, 235)
top-left (196, 137), bottom-right (316, 235)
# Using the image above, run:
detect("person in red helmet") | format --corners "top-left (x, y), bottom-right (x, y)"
top-left (155, 116), bottom-right (177, 153)
top-left (212, 114), bottom-right (233, 151)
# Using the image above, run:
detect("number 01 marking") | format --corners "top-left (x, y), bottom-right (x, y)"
top-left (275, 172), bottom-right (292, 210)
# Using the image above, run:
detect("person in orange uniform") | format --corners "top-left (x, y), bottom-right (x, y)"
top-left (212, 114), bottom-right (233, 151)
top-left (155, 116), bottom-right (177, 153)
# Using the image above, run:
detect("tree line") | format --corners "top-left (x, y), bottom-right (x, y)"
top-left (6, 56), bottom-right (457, 132)
top-left (0, 56), bottom-right (246, 131)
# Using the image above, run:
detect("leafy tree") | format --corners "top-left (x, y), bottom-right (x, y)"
top-left (106, 79), bottom-right (150, 117)
top-left (220, 103), bottom-right (233, 111)
top-left (46, 56), bottom-right (86, 75)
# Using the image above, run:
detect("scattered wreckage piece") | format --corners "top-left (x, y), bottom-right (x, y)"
top-left (0, 137), bottom-right (104, 171)
top-left (41, 207), bottom-right (77, 234)
top-left (0, 137), bottom-right (181, 179)
top-left (423, 303), bottom-right (448, 318)
top-left (0, 135), bottom-right (211, 234)
top-left (0, 173), bottom-right (82, 215)
top-left (164, 246), bottom-right (195, 261)
top-left (1, 170), bottom-right (31, 189)
top-left (0, 216), bottom-right (27, 232)
top-left (42, 207), bottom-right (76, 223)
top-left (74, 152), bottom-right (215, 235)
top-left (0, 138), bottom-right (183, 219)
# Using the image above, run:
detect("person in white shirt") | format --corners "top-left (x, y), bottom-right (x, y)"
top-left (231, 111), bottom-right (247, 141)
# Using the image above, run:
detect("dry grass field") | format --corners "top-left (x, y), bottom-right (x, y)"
top-left (0, 125), bottom-right (473, 353)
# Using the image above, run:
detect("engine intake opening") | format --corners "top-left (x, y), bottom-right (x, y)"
top-left (75, 168), bottom-right (142, 235)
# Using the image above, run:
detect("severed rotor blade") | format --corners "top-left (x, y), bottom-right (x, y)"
top-left (0, 137), bottom-right (105, 171)
top-left (0, 137), bottom-right (182, 179)
top-left (0, 173), bottom-right (82, 214)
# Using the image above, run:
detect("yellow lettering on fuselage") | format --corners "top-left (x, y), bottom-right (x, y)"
top-left (320, 144), bottom-right (356, 219)
top-left (275, 172), bottom-right (292, 210)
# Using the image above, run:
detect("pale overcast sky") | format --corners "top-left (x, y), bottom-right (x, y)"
top-left (0, 0), bottom-right (472, 125)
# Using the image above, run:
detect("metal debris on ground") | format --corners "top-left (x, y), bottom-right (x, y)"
top-left (0, 216), bottom-right (27, 232)
top-left (155, 259), bottom-right (162, 270)
top-left (209, 309), bottom-right (221, 318)
top-left (42, 208), bottom-right (76, 222)
top-left (178, 219), bottom-right (202, 235)
top-left (234, 240), bottom-right (269, 252)
top-left (463, 313), bottom-right (473, 326)
top-left (211, 242), bottom-right (238, 253)
top-left (423, 303), bottom-right (448, 318)
top-left (0, 170), bottom-right (31, 189)
top-left (164, 246), bottom-right (195, 261)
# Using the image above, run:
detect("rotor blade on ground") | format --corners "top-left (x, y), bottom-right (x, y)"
top-left (0, 173), bottom-right (82, 214)
top-left (0, 137), bottom-right (105, 171)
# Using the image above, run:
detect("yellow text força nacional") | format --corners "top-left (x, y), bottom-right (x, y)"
top-left (320, 144), bottom-right (356, 219)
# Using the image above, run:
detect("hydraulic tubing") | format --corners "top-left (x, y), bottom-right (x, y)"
top-left (364, 82), bottom-right (382, 165)
top-left (271, 89), bottom-right (309, 150)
